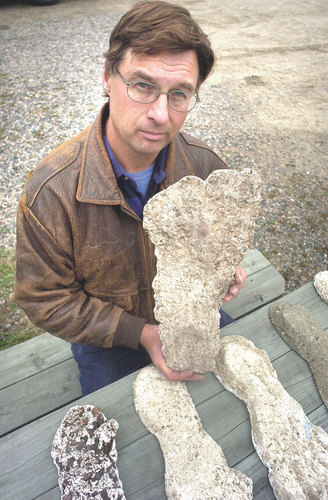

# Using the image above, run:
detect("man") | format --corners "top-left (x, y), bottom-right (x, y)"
top-left (15, 1), bottom-right (246, 396)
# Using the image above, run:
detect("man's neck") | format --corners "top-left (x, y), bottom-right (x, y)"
top-left (104, 119), bottom-right (157, 173)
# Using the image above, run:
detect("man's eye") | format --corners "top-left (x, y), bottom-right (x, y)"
top-left (133, 81), bottom-right (155, 92)
top-left (170, 90), bottom-right (188, 101)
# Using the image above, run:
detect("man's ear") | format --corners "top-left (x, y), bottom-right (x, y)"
top-left (103, 70), bottom-right (112, 96)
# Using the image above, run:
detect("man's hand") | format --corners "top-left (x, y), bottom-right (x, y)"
top-left (223, 265), bottom-right (247, 303)
top-left (140, 324), bottom-right (205, 382)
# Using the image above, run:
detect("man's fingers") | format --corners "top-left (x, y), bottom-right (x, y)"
top-left (141, 323), bottom-right (205, 382)
top-left (223, 265), bottom-right (247, 302)
top-left (159, 365), bottom-right (205, 382)
top-left (235, 265), bottom-right (247, 285)
top-left (223, 285), bottom-right (239, 302)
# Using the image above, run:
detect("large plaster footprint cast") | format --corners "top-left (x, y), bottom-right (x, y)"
top-left (143, 169), bottom-right (261, 373)
top-left (134, 365), bottom-right (253, 500)
top-left (215, 336), bottom-right (328, 500)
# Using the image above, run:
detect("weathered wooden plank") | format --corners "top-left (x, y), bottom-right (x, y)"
top-left (308, 403), bottom-right (328, 428)
top-left (0, 333), bottom-right (72, 389)
top-left (34, 488), bottom-right (60, 500)
top-left (0, 358), bottom-right (81, 437)
top-left (128, 478), bottom-right (166, 500)
top-left (240, 248), bottom-right (271, 274)
top-left (237, 452), bottom-right (274, 499)
top-left (222, 263), bottom-right (285, 318)
top-left (118, 433), bottom-right (165, 497)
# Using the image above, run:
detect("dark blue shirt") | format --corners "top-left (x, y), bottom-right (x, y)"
top-left (103, 133), bottom-right (167, 219)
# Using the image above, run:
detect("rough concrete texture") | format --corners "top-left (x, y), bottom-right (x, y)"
top-left (51, 405), bottom-right (125, 500)
top-left (270, 302), bottom-right (328, 409)
top-left (215, 336), bottom-right (328, 500)
top-left (314, 270), bottom-right (328, 304)
top-left (134, 365), bottom-right (253, 499)
top-left (143, 168), bottom-right (261, 372)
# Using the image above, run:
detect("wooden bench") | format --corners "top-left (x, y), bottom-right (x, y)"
top-left (0, 249), bottom-right (285, 437)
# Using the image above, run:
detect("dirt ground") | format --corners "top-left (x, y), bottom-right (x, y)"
top-left (1, 0), bottom-right (327, 293)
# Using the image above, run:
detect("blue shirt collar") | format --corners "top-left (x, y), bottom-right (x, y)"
top-left (103, 133), bottom-right (167, 184)
top-left (102, 132), bottom-right (167, 219)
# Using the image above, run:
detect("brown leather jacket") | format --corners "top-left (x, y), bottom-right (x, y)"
top-left (15, 104), bottom-right (227, 349)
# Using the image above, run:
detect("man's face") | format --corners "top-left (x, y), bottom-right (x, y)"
top-left (103, 49), bottom-right (199, 172)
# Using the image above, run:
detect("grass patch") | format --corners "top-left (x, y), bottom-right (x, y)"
top-left (0, 247), bottom-right (43, 351)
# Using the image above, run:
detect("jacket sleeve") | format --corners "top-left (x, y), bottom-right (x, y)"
top-left (15, 198), bottom-right (146, 349)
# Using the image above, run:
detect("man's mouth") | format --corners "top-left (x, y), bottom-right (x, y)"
top-left (140, 130), bottom-right (167, 140)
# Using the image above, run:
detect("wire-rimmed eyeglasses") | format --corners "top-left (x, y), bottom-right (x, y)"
top-left (116, 69), bottom-right (199, 113)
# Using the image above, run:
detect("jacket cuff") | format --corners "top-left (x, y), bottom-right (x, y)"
top-left (112, 310), bottom-right (147, 350)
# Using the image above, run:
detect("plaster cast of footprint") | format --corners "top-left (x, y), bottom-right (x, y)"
top-left (214, 336), bottom-right (328, 500)
top-left (270, 302), bottom-right (328, 409)
top-left (143, 168), bottom-right (261, 373)
top-left (51, 405), bottom-right (125, 500)
top-left (314, 270), bottom-right (328, 303)
top-left (134, 365), bottom-right (253, 500)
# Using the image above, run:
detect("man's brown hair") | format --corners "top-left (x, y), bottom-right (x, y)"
top-left (104, 1), bottom-right (215, 87)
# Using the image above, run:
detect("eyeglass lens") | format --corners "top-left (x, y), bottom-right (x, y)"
top-left (128, 81), bottom-right (197, 112)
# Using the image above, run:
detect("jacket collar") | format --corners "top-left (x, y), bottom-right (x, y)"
top-left (76, 104), bottom-right (123, 204)
top-left (76, 103), bottom-right (193, 204)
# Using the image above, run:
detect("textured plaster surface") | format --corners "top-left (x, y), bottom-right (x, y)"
top-left (314, 270), bottom-right (328, 304)
top-left (143, 169), bottom-right (261, 372)
top-left (134, 365), bottom-right (253, 499)
top-left (215, 336), bottom-right (328, 500)
top-left (270, 302), bottom-right (328, 409)
top-left (51, 405), bottom-right (125, 500)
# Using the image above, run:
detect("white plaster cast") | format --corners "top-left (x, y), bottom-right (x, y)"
top-left (134, 365), bottom-right (253, 499)
top-left (270, 302), bottom-right (328, 409)
top-left (143, 169), bottom-right (261, 372)
top-left (314, 270), bottom-right (328, 303)
top-left (215, 336), bottom-right (328, 499)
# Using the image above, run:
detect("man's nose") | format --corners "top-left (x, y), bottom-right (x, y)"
top-left (147, 93), bottom-right (170, 123)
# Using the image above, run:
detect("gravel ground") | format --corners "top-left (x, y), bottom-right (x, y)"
top-left (0, 0), bottom-right (327, 295)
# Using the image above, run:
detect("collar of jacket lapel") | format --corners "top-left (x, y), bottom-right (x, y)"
top-left (161, 132), bottom-right (195, 189)
top-left (76, 104), bottom-right (123, 205)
